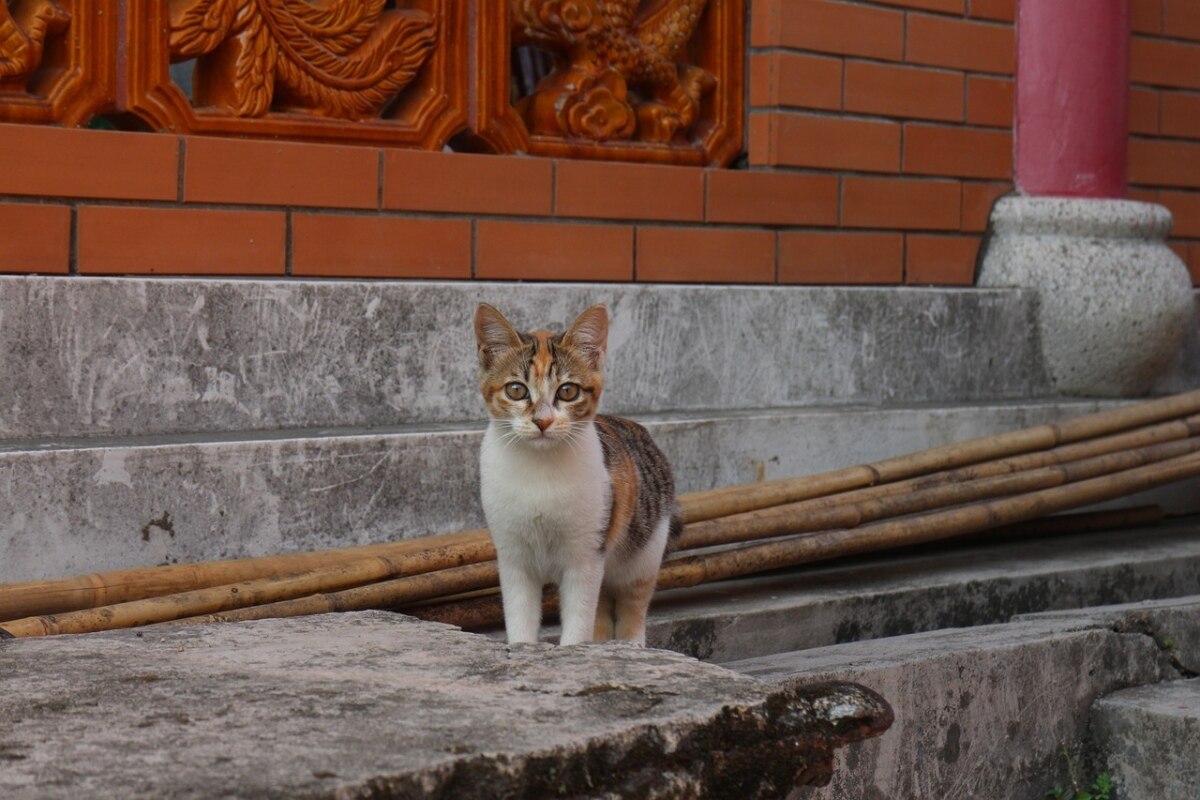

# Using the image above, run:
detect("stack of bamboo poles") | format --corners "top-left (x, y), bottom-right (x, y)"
top-left (2, 390), bottom-right (1200, 639)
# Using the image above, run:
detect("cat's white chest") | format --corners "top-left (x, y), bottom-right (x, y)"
top-left (479, 423), bottom-right (609, 580)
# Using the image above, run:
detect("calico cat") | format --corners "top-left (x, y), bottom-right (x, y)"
top-left (474, 303), bottom-right (681, 646)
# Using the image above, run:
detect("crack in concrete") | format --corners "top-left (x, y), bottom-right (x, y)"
top-left (1111, 612), bottom-right (1199, 679)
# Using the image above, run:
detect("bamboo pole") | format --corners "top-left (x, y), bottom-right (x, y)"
top-left (0, 540), bottom-right (496, 637)
top-left (173, 561), bottom-right (502, 626)
top-left (406, 451), bottom-right (1200, 630)
top-left (0, 529), bottom-right (493, 622)
top-left (672, 415), bottom-right (1197, 545)
top-left (681, 391), bottom-right (1200, 522)
top-left (675, 437), bottom-right (1200, 550)
top-left (4, 393), bottom-right (1199, 622)
top-left (182, 500), bottom-right (1162, 629)
top-left (900, 504), bottom-right (1164, 550)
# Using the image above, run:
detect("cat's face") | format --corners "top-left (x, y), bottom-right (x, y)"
top-left (474, 304), bottom-right (607, 449)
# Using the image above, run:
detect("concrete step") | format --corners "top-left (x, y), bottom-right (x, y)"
top-left (643, 518), bottom-right (1200, 662)
top-left (721, 596), bottom-right (1200, 800)
top-left (1091, 678), bottom-right (1200, 800)
top-left (0, 275), bottom-right (1066, 440)
top-left (11, 399), bottom-right (1199, 584)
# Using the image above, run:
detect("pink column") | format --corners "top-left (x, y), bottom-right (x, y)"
top-left (1015, 0), bottom-right (1130, 198)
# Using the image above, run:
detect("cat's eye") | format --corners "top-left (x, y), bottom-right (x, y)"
top-left (556, 383), bottom-right (581, 402)
top-left (504, 382), bottom-right (529, 401)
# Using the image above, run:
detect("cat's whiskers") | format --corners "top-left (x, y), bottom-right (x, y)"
top-left (493, 419), bottom-right (524, 450)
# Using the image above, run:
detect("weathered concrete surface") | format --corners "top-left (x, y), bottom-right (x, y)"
top-left (724, 619), bottom-right (1174, 800)
top-left (642, 521), bottom-right (1200, 662)
top-left (0, 612), bottom-right (892, 800)
top-left (1153, 291), bottom-right (1200, 394)
top-left (0, 276), bottom-right (1054, 440)
top-left (1091, 679), bottom-right (1200, 800)
top-left (1017, 594), bottom-right (1200, 676)
top-left (8, 400), bottom-right (1168, 584)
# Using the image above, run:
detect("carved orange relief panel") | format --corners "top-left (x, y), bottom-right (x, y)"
top-left (0, 0), bottom-right (742, 162)
top-left (0, 0), bottom-right (116, 125)
top-left (123, 0), bottom-right (467, 148)
top-left (473, 0), bottom-right (744, 165)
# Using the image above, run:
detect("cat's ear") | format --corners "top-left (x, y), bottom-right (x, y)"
top-left (563, 304), bottom-right (608, 370)
top-left (475, 303), bottom-right (522, 369)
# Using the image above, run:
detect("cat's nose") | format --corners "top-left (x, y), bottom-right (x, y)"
top-left (534, 417), bottom-right (553, 432)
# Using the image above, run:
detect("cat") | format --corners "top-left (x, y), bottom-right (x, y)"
top-left (474, 302), bottom-right (681, 646)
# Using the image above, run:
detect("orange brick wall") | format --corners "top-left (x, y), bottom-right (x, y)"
top-left (1130, 0), bottom-right (1200, 285)
top-left (750, 0), bottom-right (1015, 285)
top-left (0, 0), bottom-right (1198, 287)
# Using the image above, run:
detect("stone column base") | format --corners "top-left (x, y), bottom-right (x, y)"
top-left (978, 197), bottom-right (1195, 397)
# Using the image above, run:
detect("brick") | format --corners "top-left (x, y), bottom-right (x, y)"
top-left (292, 215), bottom-right (471, 279)
top-left (750, 52), bottom-right (843, 111)
top-left (961, 181), bottom-right (1011, 232)
top-left (778, 231), bottom-right (903, 284)
top-left (1132, 37), bottom-right (1200, 90)
top-left (78, 206), bottom-right (285, 275)
top-left (1164, 0), bottom-right (1200, 39)
top-left (843, 176), bottom-right (961, 230)
top-left (1190, 243), bottom-right (1200, 285)
top-left (1129, 87), bottom-right (1161, 135)
top-left (968, 0), bottom-right (1014, 22)
top-left (904, 124), bottom-right (1012, 180)
top-left (906, 14), bottom-right (1014, 75)
top-left (750, 0), bottom-right (781, 47)
top-left (706, 171), bottom-right (838, 226)
top-left (1161, 92), bottom-right (1200, 139)
top-left (749, 54), bottom-right (773, 107)
top-left (1158, 191), bottom-right (1200, 238)
top-left (1169, 240), bottom-right (1189, 263)
top-left (636, 227), bottom-right (775, 284)
top-left (475, 221), bottom-right (632, 281)
top-left (1127, 187), bottom-right (1160, 204)
top-left (0, 124), bottom-right (177, 201)
top-left (769, 113), bottom-right (901, 172)
top-left (906, 235), bottom-right (979, 285)
top-left (967, 76), bottom-right (1013, 128)
top-left (185, 137), bottom-right (377, 208)
top-left (556, 161), bottom-right (703, 222)
top-left (384, 150), bottom-right (552, 216)
top-left (1132, 0), bottom-right (1163, 34)
top-left (0, 203), bottom-right (71, 274)
top-left (748, 114), bottom-right (773, 166)
top-left (844, 61), bottom-right (963, 122)
top-left (872, 0), bottom-right (963, 13)
top-left (764, 0), bottom-right (904, 60)
top-left (1130, 138), bottom-right (1200, 187)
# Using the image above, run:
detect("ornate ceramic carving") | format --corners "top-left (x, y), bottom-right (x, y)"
top-left (512, 0), bottom-right (714, 144)
top-left (0, 0), bottom-right (70, 85)
top-left (167, 0), bottom-right (438, 120)
top-left (0, 0), bottom-right (113, 124)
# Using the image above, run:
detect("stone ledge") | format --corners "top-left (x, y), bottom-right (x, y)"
top-left (1091, 679), bottom-right (1200, 800)
top-left (724, 618), bottom-right (1175, 800)
top-left (5, 400), bottom-right (1161, 584)
top-left (1016, 594), bottom-right (1200, 676)
top-left (0, 612), bottom-right (891, 800)
top-left (638, 520), bottom-right (1200, 662)
top-left (0, 276), bottom-right (1053, 440)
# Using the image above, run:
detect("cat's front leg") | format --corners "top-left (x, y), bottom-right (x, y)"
top-left (558, 556), bottom-right (605, 646)
top-left (496, 551), bottom-right (543, 644)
